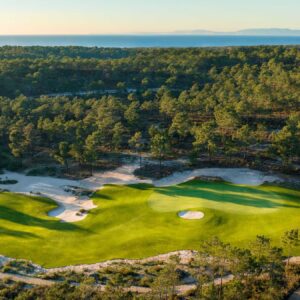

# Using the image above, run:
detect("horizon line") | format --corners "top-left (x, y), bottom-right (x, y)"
top-left (1, 27), bottom-right (300, 37)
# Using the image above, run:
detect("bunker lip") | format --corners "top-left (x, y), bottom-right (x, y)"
top-left (2, 165), bottom-right (281, 223)
top-left (178, 211), bottom-right (205, 220)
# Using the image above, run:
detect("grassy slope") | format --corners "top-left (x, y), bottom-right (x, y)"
top-left (0, 180), bottom-right (299, 268)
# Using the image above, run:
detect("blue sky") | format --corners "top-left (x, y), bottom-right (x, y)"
top-left (0, 0), bottom-right (299, 34)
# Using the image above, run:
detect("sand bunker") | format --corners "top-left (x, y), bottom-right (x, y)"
top-left (0, 172), bottom-right (97, 222)
top-left (154, 168), bottom-right (280, 187)
top-left (1, 163), bottom-right (146, 223)
top-left (178, 211), bottom-right (205, 220)
top-left (1, 164), bottom-right (280, 223)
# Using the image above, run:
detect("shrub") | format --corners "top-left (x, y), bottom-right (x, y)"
top-left (0, 179), bottom-right (18, 185)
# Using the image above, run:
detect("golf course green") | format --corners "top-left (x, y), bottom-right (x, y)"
top-left (0, 180), bottom-right (300, 268)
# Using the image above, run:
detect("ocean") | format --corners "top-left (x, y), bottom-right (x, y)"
top-left (0, 35), bottom-right (299, 48)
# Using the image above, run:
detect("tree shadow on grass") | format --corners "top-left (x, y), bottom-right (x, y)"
top-left (127, 184), bottom-right (153, 191)
top-left (0, 226), bottom-right (39, 239)
top-left (92, 192), bottom-right (113, 200)
top-left (153, 182), bottom-right (300, 210)
top-left (94, 184), bottom-right (152, 201)
top-left (270, 190), bottom-right (300, 203)
top-left (0, 205), bottom-right (86, 232)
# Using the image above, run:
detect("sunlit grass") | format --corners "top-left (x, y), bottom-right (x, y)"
top-left (0, 180), bottom-right (299, 268)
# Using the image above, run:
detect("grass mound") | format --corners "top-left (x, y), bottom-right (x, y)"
top-left (0, 180), bottom-right (299, 267)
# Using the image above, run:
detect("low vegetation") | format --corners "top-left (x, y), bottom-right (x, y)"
top-left (0, 234), bottom-right (299, 299)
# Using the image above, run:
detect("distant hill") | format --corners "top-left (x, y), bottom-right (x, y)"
top-left (236, 28), bottom-right (300, 36)
top-left (171, 28), bottom-right (300, 36)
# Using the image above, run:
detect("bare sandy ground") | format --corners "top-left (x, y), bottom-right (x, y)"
top-left (0, 271), bottom-right (233, 295)
top-left (48, 250), bottom-right (197, 273)
top-left (1, 171), bottom-right (97, 222)
top-left (1, 163), bottom-right (280, 222)
top-left (154, 168), bottom-right (280, 187)
top-left (0, 252), bottom-right (296, 297)
top-left (0, 252), bottom-right (299, 296)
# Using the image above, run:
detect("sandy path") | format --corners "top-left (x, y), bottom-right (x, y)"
top-left (0, 272), bottom-right (232, 296)
top-left (0, 269), bottom-right (236, 296)
top-left (0, 270), bottom-right (292, 297)
top-left (0, 272), bottom-right (54, 286)
top-left (48, 250), bottom-right (197, 273)
top-left (1, 164), bottom-right (280, 222)
top-left (46, 254), bottom-right (300, 274)
top-left (0, 254), bottom-right (299, 295)
top-left (0, 271), bottom-right (233, 295)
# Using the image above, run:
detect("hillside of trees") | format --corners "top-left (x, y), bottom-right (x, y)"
top-left (0, 46), bottom-right (299, 176)
top-left (0, 46), bottom-right (299, 98)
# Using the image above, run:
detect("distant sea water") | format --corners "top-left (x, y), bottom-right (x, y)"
top-left (0, 35), bottom-right (300, 48)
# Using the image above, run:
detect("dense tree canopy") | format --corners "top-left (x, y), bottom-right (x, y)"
top-left (0, 46), bottom-right (299, 172)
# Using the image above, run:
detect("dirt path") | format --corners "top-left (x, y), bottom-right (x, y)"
top-left (0, 272), bottom-right (236, 295)
top-left (48, 250), bottom-right (197, 273)
top-left (0, 272), bottom-right (54, 286)
top-left (0, 250), bottom-right (237, 295)
top-left (1, 256), bottom-right (297, 296)
top-left (0, 271), bottom-right (297, 297)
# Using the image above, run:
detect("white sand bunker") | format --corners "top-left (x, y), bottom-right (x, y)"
top-left (0, 163), bottom-right (146, 223)
top-left (178, 211), bottom-right (205, 220)
top-left (155, 168), bottom-right (280, 187)
top-left (1, 164), bottom-right (280, 223)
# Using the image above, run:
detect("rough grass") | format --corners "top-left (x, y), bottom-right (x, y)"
top-left (0, 180), bottom-right (299, 268)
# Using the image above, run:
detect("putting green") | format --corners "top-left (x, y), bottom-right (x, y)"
top-left (0, 180), bottom-right (299, 268)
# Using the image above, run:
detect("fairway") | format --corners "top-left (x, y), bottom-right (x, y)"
top-left (0, 180), bottom-right (300, 268)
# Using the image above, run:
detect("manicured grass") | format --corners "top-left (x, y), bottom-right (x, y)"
top-left (0, 180), bottom-right (299, 267)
